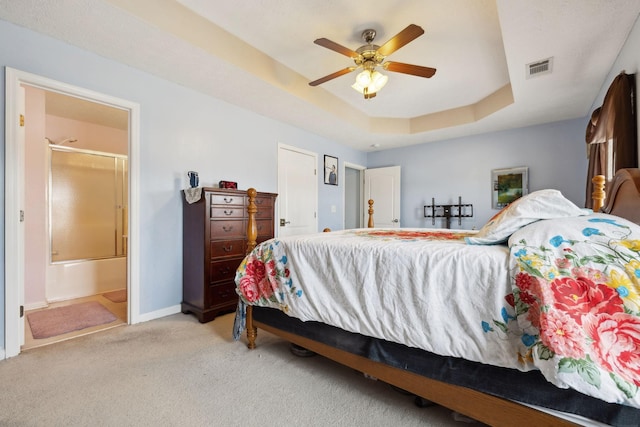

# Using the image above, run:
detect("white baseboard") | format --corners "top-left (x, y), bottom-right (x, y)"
top-left (24, 301), bottom-right (49, 311)
top-left (0, 349), bottom-right (6, 360)
top-left (135, 304), bottom-right (181, 324)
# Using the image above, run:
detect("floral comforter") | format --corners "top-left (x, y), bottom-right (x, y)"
top-left (489, 213), bottom-right (640, 407)
top-left (234, 217), bottom-right (640, 408)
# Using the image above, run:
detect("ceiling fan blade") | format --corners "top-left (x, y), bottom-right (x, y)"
top-left (314, 38), bottom-right (360, 58)
top-left (383, 62), bottom-right (436, 78)
top-left (377, 24), bottom-right (425, 57)
top-left (309, 67), bottom-right (356, 86)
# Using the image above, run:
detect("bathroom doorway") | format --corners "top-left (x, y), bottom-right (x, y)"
top-left (22, 88), bottom-right (129, 350)
top-left (4, 68), bottom-right (141, 357)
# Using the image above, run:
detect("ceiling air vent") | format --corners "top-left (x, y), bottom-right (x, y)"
top-left (526, 57), bottom-right (553, 79)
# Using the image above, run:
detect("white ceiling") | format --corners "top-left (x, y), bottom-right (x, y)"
top-left (2, 0), bottom-right (639, 151)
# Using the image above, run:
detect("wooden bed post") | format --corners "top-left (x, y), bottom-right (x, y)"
top-left (246, 188), bottom-right (258, 252)
top-left (592, 174), bottom-right (606, 212)
top-left (246, 306), bottom-right (256, 349)
top-left (246, 188), bottom-right (258, 349)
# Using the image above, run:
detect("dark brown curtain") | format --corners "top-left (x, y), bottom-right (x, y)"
top-left (585, 72), bottom-right (637, 208)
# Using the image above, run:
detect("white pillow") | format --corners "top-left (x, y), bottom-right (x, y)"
top-left (465, 189), bottom-right (591, 245)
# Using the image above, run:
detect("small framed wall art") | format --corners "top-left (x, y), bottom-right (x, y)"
top-left (324, 155), bottom-right (338, 185)
top-left (491, 166), bottom-right (528, 209)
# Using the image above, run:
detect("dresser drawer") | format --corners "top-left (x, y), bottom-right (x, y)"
top-left (210, 219), bottom-right (245, 239)
top-left (254, 196), bottom-right (273, 209)
top-left (210, 239), bottom-right (245, 258)
top-left (210, 194), bottom-right (244, 206)
top-left (255, 210), bottom-right (273, 219)
top-left (209, 257), bottom-right (243, 282)
top-left (254, 197), bottom-right (274, 218)
top-left (208, 282), bottom-right (237, 307)
top-left (210, 206), bottom-right (244, 219)
top-left (256, 219), bottom-right (273, 237)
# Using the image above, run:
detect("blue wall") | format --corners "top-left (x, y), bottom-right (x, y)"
top-left (367, 119), bottom-right (589, 229)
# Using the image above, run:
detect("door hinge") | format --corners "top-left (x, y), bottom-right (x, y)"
top-left (20, 114), bottom-right (25, 127)
top-left (20, 210), bottom-right (24, 222)
top-left (20, 305), bottom-right (24, 318)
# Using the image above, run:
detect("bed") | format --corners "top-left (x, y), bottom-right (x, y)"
top-left (232, 169), bottom-right (640, 426)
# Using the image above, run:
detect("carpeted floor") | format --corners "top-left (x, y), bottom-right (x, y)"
top-left (0, 312), bottom-right (474, 426)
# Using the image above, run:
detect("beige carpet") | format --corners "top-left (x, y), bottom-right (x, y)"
top-left (26, 301), bottom-right (117, 339)
top-left (0, 313), bottom-right (472, 426)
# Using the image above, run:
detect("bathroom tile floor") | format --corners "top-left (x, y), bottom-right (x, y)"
top-left (23, 292), bottom-right (127, 351)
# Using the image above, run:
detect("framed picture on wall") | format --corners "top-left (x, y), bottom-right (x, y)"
top-left (492, 166), bottom-right (528, 209)
top-left (324, 155), bottom-right (338, 185)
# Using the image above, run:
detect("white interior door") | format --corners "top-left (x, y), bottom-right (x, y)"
top-left (364, 166), bottom-right (401, 228)
top-left (277, 144), bottom-right (318, 237)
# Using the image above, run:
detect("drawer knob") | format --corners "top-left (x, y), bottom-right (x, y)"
top-left (223, 245), bottom-right (233, 252)
top-left (219, 267), bottom-right (230, 274)
top-left (224, 210), bottom-right (234, 215)
top-left (222, 225), bottom-right (234, 232)
top-left (224, 197), bottom-right (233, 203)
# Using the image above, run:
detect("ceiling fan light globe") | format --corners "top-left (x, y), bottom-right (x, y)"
top-left (351, 81), bottom-right (365, 93)
top-left (370, 71), bottom-right (388, 91)
top-left (355, 70), bottom-right (372, 87)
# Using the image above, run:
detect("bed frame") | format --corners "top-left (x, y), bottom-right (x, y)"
top-left (601, 168), bottom-right (640, 224)
top-left (240, 172), bottom-right (637, 427)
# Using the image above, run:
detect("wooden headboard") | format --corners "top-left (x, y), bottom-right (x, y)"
top-left (601, 168), bottom-right (640, 224)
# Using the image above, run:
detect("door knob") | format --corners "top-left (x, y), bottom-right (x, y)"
top-left (392, 219), bottom-right (399, 223)
top-left (280, 219), bottom-right (291, 226)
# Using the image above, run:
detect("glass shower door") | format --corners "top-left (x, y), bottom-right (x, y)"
top-left (50, 148), bottom-right (127, 263)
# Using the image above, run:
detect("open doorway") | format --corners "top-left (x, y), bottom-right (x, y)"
top-left (343, 164), bottom-right (402, 229)
top-left (4, 67), bottom-right (141, 358)
top-left (23, 87), bottom-right (129, 349)
top-left (344, 162), bottom-right (365, 229)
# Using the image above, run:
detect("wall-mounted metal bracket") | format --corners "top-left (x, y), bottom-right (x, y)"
top-left (424, 197), bottom-right (473, 229)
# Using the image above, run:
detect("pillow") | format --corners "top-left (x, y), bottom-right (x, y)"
top-left (465, 189), bottom-right (591, 245)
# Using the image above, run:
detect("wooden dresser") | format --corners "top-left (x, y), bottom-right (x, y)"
top-left (182, 188), bottom-right (277, 322)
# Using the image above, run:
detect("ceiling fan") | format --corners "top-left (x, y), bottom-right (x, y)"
top-left (309, 24), bottom-right (436, 99)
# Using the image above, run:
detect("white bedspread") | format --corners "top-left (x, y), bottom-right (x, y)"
top-left (236, 228), bottom-right (530, 371)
